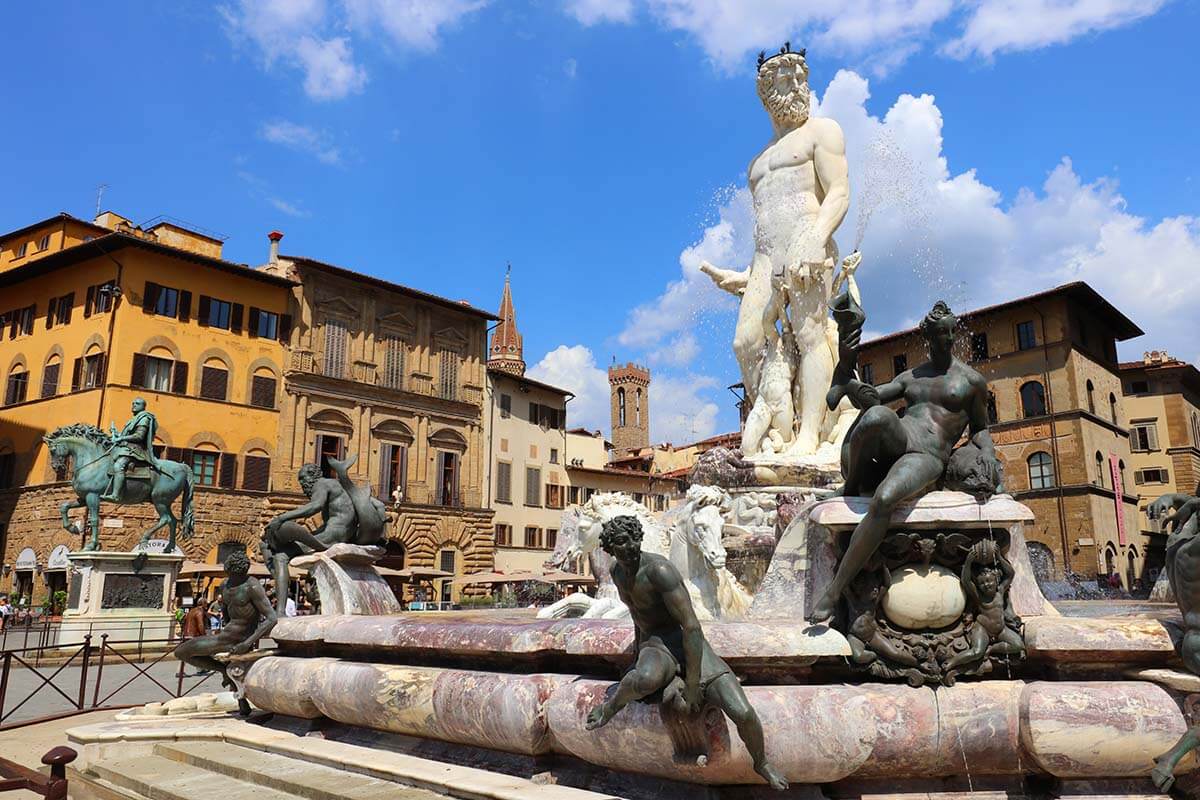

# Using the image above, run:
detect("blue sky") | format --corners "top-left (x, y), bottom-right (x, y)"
top-left (2, 1), bottom-right (1197, 442)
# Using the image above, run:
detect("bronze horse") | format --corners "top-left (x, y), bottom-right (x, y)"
top-left (43, 423), bottom-right (195, 551)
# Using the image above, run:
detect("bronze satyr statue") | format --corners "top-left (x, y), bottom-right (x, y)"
top-left (585, 515), bottom-right (788, 791)
top-left (1148, 491), bottom-right (1200, 791)
top-left (809, 301), bottom-right (999, 623)
top-left (261, 454), bottom-right (387, 614)
top-left (174, 551), bottom-right (277, 714)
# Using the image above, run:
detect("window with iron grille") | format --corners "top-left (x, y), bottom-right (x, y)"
top-left (383, 336), bottom-right (406, 390)
top-left (200, 366), bottom-right (229, 400)
top-left (323, 318), bottom-right (348, 378)
top-left (439, 549), bottom-right (456, 574)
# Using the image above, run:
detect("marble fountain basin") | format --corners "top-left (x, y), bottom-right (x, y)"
top-left (240, 610), bottom-right (1194, 787)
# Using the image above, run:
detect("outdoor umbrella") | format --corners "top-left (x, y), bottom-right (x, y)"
top-left (541, 569), bottom-right (595, 584)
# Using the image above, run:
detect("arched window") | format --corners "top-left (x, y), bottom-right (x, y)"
top-left (42, 354), bottom-right (62, 399)
top-left (617, 387), bottom-right (626, 427)
top-left (1104, 545), bottom-right (1117, 579)
top-left (1027, 452), bottom-right (1055, 489)
top-left (986, 391), bottom-right (998, 425)
top-left (1094, 451), bottom-right (1105, 487)
top-left (1118, 459), bottom-right (1127, 492)
top-left (1020, 381), bottom-right (1046, 418)
top-left (1109, 392), bottom-right (1118, 425)
top-left (4, 365), bottom-right (28, 406)
top-left (1085, 379), bottom-right (1095, 414)
top-left (635, 388), bottom-right (642, 427)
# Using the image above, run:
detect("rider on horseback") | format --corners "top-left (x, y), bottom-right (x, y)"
top-left (100, 397), bottom-right (159, 503)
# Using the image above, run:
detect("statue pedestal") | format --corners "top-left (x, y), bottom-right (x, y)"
top-left (291, 543), bottom-right (401, 615)
top-left (59, 551), bottom-right (185, 647)
top-left (750, 491), bottom-right (1058, 621)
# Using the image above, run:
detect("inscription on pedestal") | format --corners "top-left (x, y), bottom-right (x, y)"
top-left (67, 572), bottom-right (83, 611)
top-left (101, 574), bottom-right (164, 610)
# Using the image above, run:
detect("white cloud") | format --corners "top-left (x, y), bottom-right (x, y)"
top-left (221, 0), bottom-right (486, 99)
top-left (944, 0), bottom-right (1166, 58)
top-left (649, 373), bottom-right (720, 444)
top-left (617, 185), bottom-right (750, 349)
top-left (563, 0), bottom-right (1166, 70)
top-left (295, 36), bottom-right (368, 99)
top-left (343, 0), bottom-right (489, 50)
top-left (259, 120), bottom-right (343, 164)
top-left (528, 345), bottom-right (611, 434)
top-left (269, 197), bottom-right (311, 217)
top-left (647, 332), bottom-right (700, 367)
top-left (565, 0), bottom-right (635, 24)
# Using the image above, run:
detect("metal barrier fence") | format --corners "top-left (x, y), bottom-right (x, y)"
top-left (0, 746), bottom-right (75, 799)
top-left (0, 619), bottom-right (181, 664)
top-left (0, 633), bottom-right (216, 728)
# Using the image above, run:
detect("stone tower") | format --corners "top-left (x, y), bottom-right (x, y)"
top-left (488, 269), bottom-right (525, 376)
top-left (609, 362), bottom-right (650, 455)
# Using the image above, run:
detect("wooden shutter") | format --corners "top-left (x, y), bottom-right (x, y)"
top-left (218, 453), bottom-right (237, 488)
top-left (378, 444), bottom-right (392, 497)
top-left (243, 456), bottom-right (271, 491)
top-left (165, 447), bottom-right (184, 463)
top-left (278, 314), bottom-right (292, 343)
top-left (71, 358), bottom-right (82, 392)
top-left (143, 282), bottom-right (159, 313)
top-left (178, 291), bottom-right (191, 323)
top-left (45, 298), bottom-right (56, 329)
top-left (58, 293), bottom-right (73, 325)
top-left (250, 375), bottom-right (276, 408)
top-left (84, 286), bottom-right (95, 317)
top-left (41, 363), bottom-right (59, 398)
top-left (248, 308), bottom-right (260, 338)
top-left (172, 361), bottom-right (188, 395)
top-left (1147, 425), bottom-right (1159, 451)
top-left (197, 296), bottom-right (211, 327)
top-left (22, 305), bottom-right (34, 335)
top-left (230, 303), bottom-right (243, 334)
top-left (95, 353), bottom-right (107, 386)
top-left (200, 367), bottom-right (228, 400)
top-left (131, 353), bottom-right (147, 388)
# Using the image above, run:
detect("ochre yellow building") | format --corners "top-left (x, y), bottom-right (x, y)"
top-left (0, 211), bottom-right (293, 605)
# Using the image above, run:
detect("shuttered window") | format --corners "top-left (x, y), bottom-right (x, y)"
top-left (1131, 423), bottom-right (1159, 452)
top-left (323, 319), bottom-right (348, 378)
top-left (382, 336), bottom-right (406, 390)
top-left (438, 348), bottom-right (459, 401)
top-left (191, 451), bottom-right (218, 486)
top-left (250, 375), bottom-right (276, 408)
top-left (5, 370), bottom-right (28, 405)
top-left (136, 355), bottom-right (174, 393)
top-left (248, 308), bottom-right (279, 339)
top-left (199, 366), bottom-right (229, 401)
top-left (218, 453), bottom-right (237, 488)
top-left (41, 363), bottom-right (60, 398)
top-left (495, 462), bottom-right (512, 503)
top-left (378, 444), bottom-right (408, 500)
top-left (525, 467), bottom-right (541, 506)
top-left (242, 455), bottom-right (271, 491)
top-left (495, 524), bottom-right (512, 547)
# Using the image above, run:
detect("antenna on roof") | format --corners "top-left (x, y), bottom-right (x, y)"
top-left (95, 184), bottom-right (109, 218)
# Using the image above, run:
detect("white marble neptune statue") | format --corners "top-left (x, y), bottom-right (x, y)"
top-left (701, 45), bottom-right (854, 464)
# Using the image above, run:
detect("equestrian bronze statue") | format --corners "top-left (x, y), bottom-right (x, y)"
top-left (43, 398), bottom-right (195, 551)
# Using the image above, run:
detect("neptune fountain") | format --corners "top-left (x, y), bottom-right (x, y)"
top-left (61, 46), bottom-right (1198, 800)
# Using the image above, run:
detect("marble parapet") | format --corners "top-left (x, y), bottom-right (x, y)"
top-left (807, 491), bottom-right (1036, 526)
top-left (268, 612), bottom-right (1182, 675)
top-left (243, 657), bottom-right (1193, 786)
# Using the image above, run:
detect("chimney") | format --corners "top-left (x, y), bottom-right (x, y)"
top-left (268, 230), bottom-right (283, 264)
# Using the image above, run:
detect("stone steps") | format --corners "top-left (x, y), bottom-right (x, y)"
top-left (154, 741), bottom-right (446, 800)
top-left (83, 755), bottom-right (307, 800)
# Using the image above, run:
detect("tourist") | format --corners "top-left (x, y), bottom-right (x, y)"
top-left (183, 600), bottom-right (209, 639)
top-left (285, 594), bottom-right (297, 617)
top-left (0, 596), bottom-right (10, 631)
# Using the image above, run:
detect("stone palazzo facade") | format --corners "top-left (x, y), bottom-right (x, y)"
top-left (263, 251), bottom-right (498, 601)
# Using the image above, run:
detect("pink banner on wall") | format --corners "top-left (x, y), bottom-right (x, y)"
top-left (1110, 454), bottom-right (1126, 546)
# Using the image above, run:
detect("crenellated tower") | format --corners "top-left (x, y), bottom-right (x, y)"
top-left (609, 362), bottom-right (650, 455)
